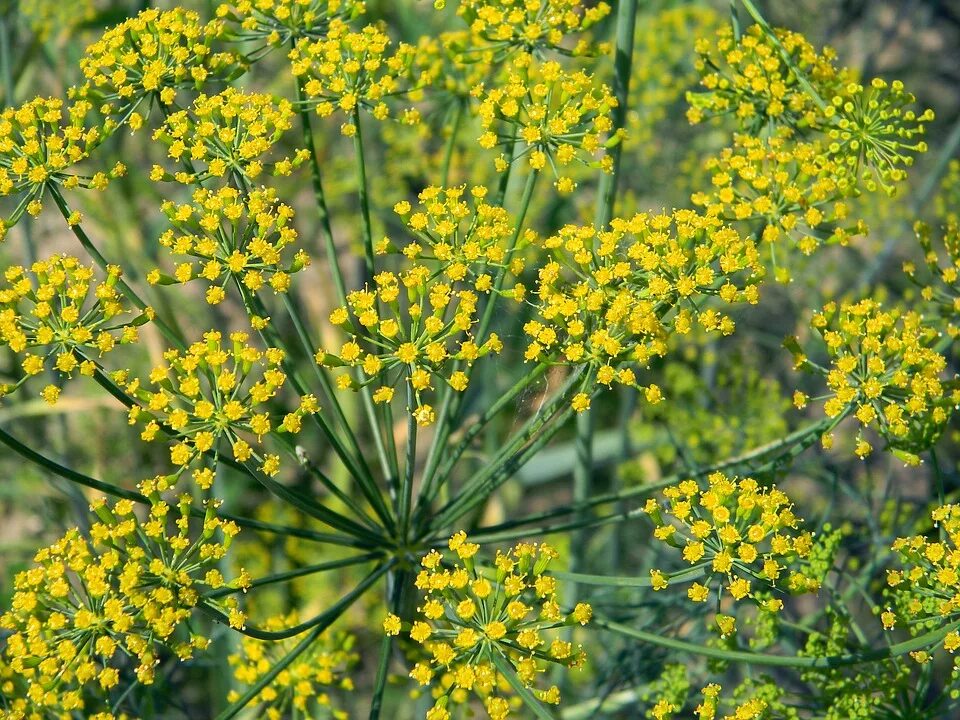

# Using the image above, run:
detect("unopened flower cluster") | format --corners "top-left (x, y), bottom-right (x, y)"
top-left (383, 533), bottom-right (592, 719)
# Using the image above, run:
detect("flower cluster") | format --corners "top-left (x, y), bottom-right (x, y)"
top-left (476, 57), bottom-right (616, 192)
top-left (525, 210), bottom-right (762, 408)
top-left (150, 89), bottom-right (309, 185)
top-left (217, 0), bottom-right (365, 47)
top-left (687, 24), bottom-right (845, 130)
top-left (319, 268), bottom-right (501, 425)
top-left (228, 615), bottom-right (357, 719)
top-left (388, 184), bottom-right (527, 294)
top-left (644, 472), bottom-right (821, 619)
top-left (0, 494), bottom-right (248, 716)
top-left (76, 8), bottom-right (244, 123)
top-left (125, 330), bottom-right (317, 477)
top-left (824, 78), bottom-right (933, 195)
top-left (907, 220), bottom-right (960, 338)
top-left (689, 25), bottom-right (931, 196)
top-left (788, 299), bottom-right (956, 462)
top-left (150, 187), bottom-right (309, 306)
top-left (289, 19), bottom-right (421, 135)
top-left (0, 97), bottom-right (123, 229)
top-left (0, 255), bottom-right (150, 404)
top-left (455, 0), bottom-right (611, 58)
top-left (691, 130), bottom-right (864, 258)
top-left (883, 504), bottom-right (960, 663)
top-left (384, 533), bottom-right (592, 719)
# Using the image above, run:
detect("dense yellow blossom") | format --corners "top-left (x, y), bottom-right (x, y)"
top-left (456, 0), bottom-right (610, 57)
top-left (645, 472), bottom-right (821, 616)
top-left (150, 88), bottom-right (309, 185)
top-left (0, 97), bottom-right (124, 229)
top-left (388, 534), bottom-right (591, 718)
top-left (907, 219), bottom-right (960, 338)
top-left (525, 210), bottom-right (761, 403)
top-left (0, 495), bottom-right (247, 714)
top-left (151, 186), bottom-right (309, 305)
top-left (787, 299), bottom-right (956, 461)
top-left (388, 184), bottom-right (527, 295)
top-left (290, 19), bottom-right (421, 134)
top-left (0, 255), bottom-right (150, 401)
top-left (476, 55), bottom-right (616, 191)
top-left (125, 330), bottom-right (316, 477)
top-left (318, 266), bottom-right (501, 422)
top-left (884, 504), bottom-right (960, 660)
top-left (76, 8), bottom-right (244, 122)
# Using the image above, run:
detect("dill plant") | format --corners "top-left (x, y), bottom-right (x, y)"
top-left (0, 1), bottom-right (959, 719)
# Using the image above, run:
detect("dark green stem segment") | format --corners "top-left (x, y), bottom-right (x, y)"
top-left (596, 616), bottom-right (960, 668)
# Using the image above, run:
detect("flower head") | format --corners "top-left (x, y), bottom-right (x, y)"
top-left (645, 472), bottom-right (821, 616)
top-left (0, 494), bottom-right (245, 713)
top-left (151, 186), bottom-right (308, 305)
top-left (0, 255), bottom-right (150, 401)
top-left (217, 0), bottom-right (365, 47)
top-left (77, 8), bottom-right (244, 123)
top-left (392, 534), bottom-right (588, 717)
top-left (150, 89), bottom-right (308, 185)
top-left (126, 330), bottom-right (316, 477)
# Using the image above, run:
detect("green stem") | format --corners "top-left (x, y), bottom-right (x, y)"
top-left (595, 616), bottom-right (960, 668)
top-left (399, 379), bottom-right (418, 540)
top-left (491, 653), bottom-right (556, 720)
top-left (352, 107), bottom-right (376, 280)
top-left (204, 552), bottom-right (381, 599)
top-left (294, 73), bottom-right (348, 307)
top-left (441, 99), bottom-right (466, 187)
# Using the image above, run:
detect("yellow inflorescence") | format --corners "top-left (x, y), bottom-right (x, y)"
top-left (908, 219), bottom-right (960, 339)
top-left (150, 88), bottom-right (309, 185)
top-left (228, 614), bottom-right (357, 719)
top-left (525, 209), bottom-right (761, 407)
top-left (644, 472), bottom-right (821, 618)
top-left (456, 0), bottom-right (611, 57)
top-left (385, 533), bottom-right (592, 719)
top-left (0, 97), bottom-right (124, 229)
top-left (884, 504), bottom-right (960, 662)
top-left (125, 330), bottom-right (316, 477)
top-left (692, 129), bottom-right (865, 257)
top-left (217, 0), bottom-right (366, 46)
top-left (687, 24), bottom-right (845, 130)
top-left (389, 184), bottom-right (527, 295)
top-left (476, 56), bottom-right (616, 192)
top-left (151, 186), bottom-right (310, 305)
top-left (319, 267), bottom-right (501, 424)
top-left (290, 19), bottom-right (421, 135)
top-left (0, 495), bottom-right (248, 715)
top-left (77, 8), bottom-right (244, 123)
top-left (788, 299), bottom-right (956, 462)
top-left (0, 255), bottom-right (150, 403)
